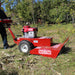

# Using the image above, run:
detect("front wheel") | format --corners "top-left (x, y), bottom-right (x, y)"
top-left (19, 41), bottom-right (32, 53)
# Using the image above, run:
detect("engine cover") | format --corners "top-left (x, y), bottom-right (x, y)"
top-left (22, 25), bottom-right (38, 38)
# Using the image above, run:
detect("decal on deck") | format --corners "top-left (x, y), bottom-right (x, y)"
top-left (38, 49), bottom-right (51, 55)
top-left (33, 40), bottom-right (38, 43)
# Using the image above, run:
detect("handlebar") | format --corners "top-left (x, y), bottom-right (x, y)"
top-left (0, 19), bottom-right (12, 23)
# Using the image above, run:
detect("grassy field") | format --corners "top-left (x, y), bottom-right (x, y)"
top-left (0, 23), bottom-right (75, 75)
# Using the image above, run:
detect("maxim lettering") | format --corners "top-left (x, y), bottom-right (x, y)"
top-left (39, 49), bottom-right (51, 55)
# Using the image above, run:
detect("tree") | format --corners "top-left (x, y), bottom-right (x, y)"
top-left (16, 0), bottom-right (32, 22)
top-left (69, 1), bottom-right (75, 23)
top-left (2, 0), bottom-right (75, 24)
top-left (31, 0), bottom-right (35, 24)
top-left (49, 0), bottom-right (70, 23)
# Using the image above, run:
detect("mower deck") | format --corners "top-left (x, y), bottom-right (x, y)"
top-left (30, 37), bottom-right (69, 58)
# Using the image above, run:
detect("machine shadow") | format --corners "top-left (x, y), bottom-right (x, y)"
top-left (10, 44), bottom-right (16, 48)
top-left (0, 44), bottom-right (16, 49)
top-left (52, 43), bottom-right (71, 55)
top-left (60, 46), bottom-right (71, 54)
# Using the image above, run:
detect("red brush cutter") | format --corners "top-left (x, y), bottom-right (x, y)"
top-left (0, 19), bottom-right (69, 58)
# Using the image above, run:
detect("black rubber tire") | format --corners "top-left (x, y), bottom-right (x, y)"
top-left (19, 40), bottom-right (32, 53)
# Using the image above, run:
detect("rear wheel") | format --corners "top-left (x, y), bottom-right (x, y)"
top-left (19, 41), bottom-right (32, 53)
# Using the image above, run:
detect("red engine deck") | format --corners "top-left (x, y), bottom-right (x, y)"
top-left (15, 37), bottom-right (53, 47)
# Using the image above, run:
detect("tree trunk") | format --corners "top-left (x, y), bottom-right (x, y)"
top-left (72, 13), bottom-right (75, 24)
top-left (32, 0), bottom-right (35, 24)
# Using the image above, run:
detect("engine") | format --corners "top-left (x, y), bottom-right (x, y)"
top-left (22, 25), bottom-right (38, 38)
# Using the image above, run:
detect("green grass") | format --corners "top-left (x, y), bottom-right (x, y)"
top-left (0, 23), bottom-right (75, 75)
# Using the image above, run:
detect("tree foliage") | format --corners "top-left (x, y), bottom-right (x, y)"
top-left (2, 0), bottom-right (75, 24)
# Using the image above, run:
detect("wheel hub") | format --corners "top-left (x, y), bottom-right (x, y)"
top-left (21, 44), bottom-right (28, 53)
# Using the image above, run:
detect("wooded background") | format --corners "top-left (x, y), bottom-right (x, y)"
top-left (1, 0), bottom-right (75, 24)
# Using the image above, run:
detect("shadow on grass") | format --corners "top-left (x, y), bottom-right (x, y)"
top-left (52, 43), bottom-right (71, 54)
top-left (0, 70), bottom-right (18, 75)
top-left (0, 44), bottom-right (16, 49)
top-left (60, 46), bottom-right (71, 54)
top-left (10, 44), bottom-right (16, 48)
